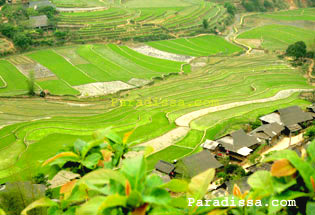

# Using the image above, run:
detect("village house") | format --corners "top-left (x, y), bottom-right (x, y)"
top-left (249, 122), bottom-right (285, 145)
top-left (259, 106), bottom-right (313, 134)
top-left (29, 15), bottom-right (49, 29)
top-left (214, 129), bottom-right (261, 162)
top-left (174, 150), bottom-right (223, 178)
top-left (28, 0), bottom-right (55, 10)
top-left (155, 160), bottom-right (175, 176)
top-left (307, 103), bottom-right (315, 117)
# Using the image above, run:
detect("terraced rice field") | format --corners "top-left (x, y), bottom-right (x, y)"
top-left (0, 44), bottom-right (188, 96)
top-left (0, 60), bottom-right (29, 96)
top-left (259, 8), bottom-right (315, 21)
top-left (0, 53), bottom-right (312, 182)
top-left (237, 24), bottom-right (315, 50)
top-left (56, 1), bottom-right (227, 43)
top-left (147, 35), bottom-right (243, 56)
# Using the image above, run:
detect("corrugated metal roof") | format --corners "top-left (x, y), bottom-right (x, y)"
top-left (155, 160), bottom-right (175, 174)
top-left (176, 150), bottom-right (222, 178)
top-left (278, 106), bottom-right (313, 126)
top-left (250, 122), bottom-right (285, 139)
top-left (217, 129), bottom-right (261, 153)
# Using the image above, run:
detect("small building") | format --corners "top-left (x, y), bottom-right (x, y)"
top-left (260, 106), bottom-right (313, 134)
top-left (307, 104), bottom-right (315, 113)
top-left (307, 104), bottom-right (315, 118)
top-left (155, 160), bottom-right (175, 176)
top-left (201, 139), bottom-right (220, 151)
top-left (249, 122), bottom-right (285, 144)
top-left (28, 0), bottom-right (55, 9)
top-left (259, 112), bottom-right (282, 125)
top-left (174, 150), bottom-right (223, 178)
top-left (216, 129), bottom-right (261, 161)
top-left (29, 15), bottom-right (49, 29)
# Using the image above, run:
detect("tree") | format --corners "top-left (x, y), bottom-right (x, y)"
top-left (224, 2), bottom-right (236, 16)
top-left (286, 41), bottom-right (307, 59)
top-left (0, 0), bottom-right (5, 6)
top-left (0, 23), bottom-right (17, 39)
top-left (27, 70), bottom-right (35, 96)
top-left (202, 19), bottom-right (208, 29)
top-left (13, 33), bottom-right (32, 50)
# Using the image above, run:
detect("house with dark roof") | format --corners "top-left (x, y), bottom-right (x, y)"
top-left (307, 104), bottom-right (315, 118)
top-left (249, 122), bottom-right (285, 144)
top-left (259, 106), bottom-right (313, 133)
top-left (155, 160), bottom-right (175, 175)
top-left (28, 0), bottom-right (55, 9)
top-left (29, 15), bottom-right (49, 29)
top-left (215, 129), bottom-right (261, 161)
top-left (174, 150), bottom-right (223, 178)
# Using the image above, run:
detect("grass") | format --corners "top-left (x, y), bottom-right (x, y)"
top-left (123, 0), bottom-right (193, 8)
top-left (237, 24), bottom-right (315, 50)
top-left (147, 145), bottom-right (192, 171)
top-left (27, 50), bottom-right (95, 86)
top-left (0, 60), bottom-right (29, 96)
top-left (258, 8), bottom-right (315, 22)
top-left (147, 35), bottom-right (243, 57)
top-left (37, 80), bottom-right (80, 96)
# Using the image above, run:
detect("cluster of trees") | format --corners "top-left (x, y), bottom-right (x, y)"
top-left (242, 0), bottom-right (286, 12)
top-left (0, 3), bottom-right (67, 51)
top-left (286, 41), bottom-right (315, 59)
top-left (224, 2), bottom-right (237, 16)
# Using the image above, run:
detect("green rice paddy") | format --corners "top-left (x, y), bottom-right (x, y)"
top-left (147, 35), bottom-right (243, 56)
top-left (237, 24), bottom-right (315, 50)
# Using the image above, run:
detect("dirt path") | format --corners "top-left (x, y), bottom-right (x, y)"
top-left (56, 7), bottom-right (107, 12)
top-left (126, 127), bottom-right (190, 158)
top-left (175, 89), bottom-right (312, 127)
top-left (226, 13), bottom-right (257, 55)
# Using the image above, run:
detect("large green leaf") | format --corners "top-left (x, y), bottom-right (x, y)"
top-left (42, 152), bottom-right (80, 166)
top-left (121, 156), bottom-right (147, 191)
top-left (82, 153), bottom-right (102, 169)
top-left (306, 201), bottom-right (315, 215)
top-left (74, 139), bottom-right (87, 155)
top-left (248, 171), bottom-right (273, 198)
top-left (0, 208), bottom-right (5, 215)
top-left (161, 179), bottom-right (188, 193)
top-left (264, 150), bottom-right (315, 192)
top-left (268, 191), bottom-right (310, 215)
top-left (145, 174), bottom-right (164, 191)
top-left (143, 187), bottom-right (171, 205)
top-left (127, 190), bottom-right (143, 208)
top-left (21, 198), bottom-right (58, 215)
top-left (94, 127), bottom-right (122, 143)
top-left (307, 140), bottom-right (315, 162)
top-left (79, 168), bottom-right (126, 186)
top-left (77, 195), bottom-right (127, 215)
top-left (187, 168), bottom-right (215, 201)
top-left (81, 140), bottom-right (102, 159)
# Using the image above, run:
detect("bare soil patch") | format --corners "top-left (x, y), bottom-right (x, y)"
top-left (74, 81), bottom-right (135, 97)
top-left (9, 56), bottom-right (55, 79)
top-left (128, 78), bottom-right (151, 87)
top-left (130, 45), bottom-right (194, 62)
top-left (237, 39), bottom-right (262, 49)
